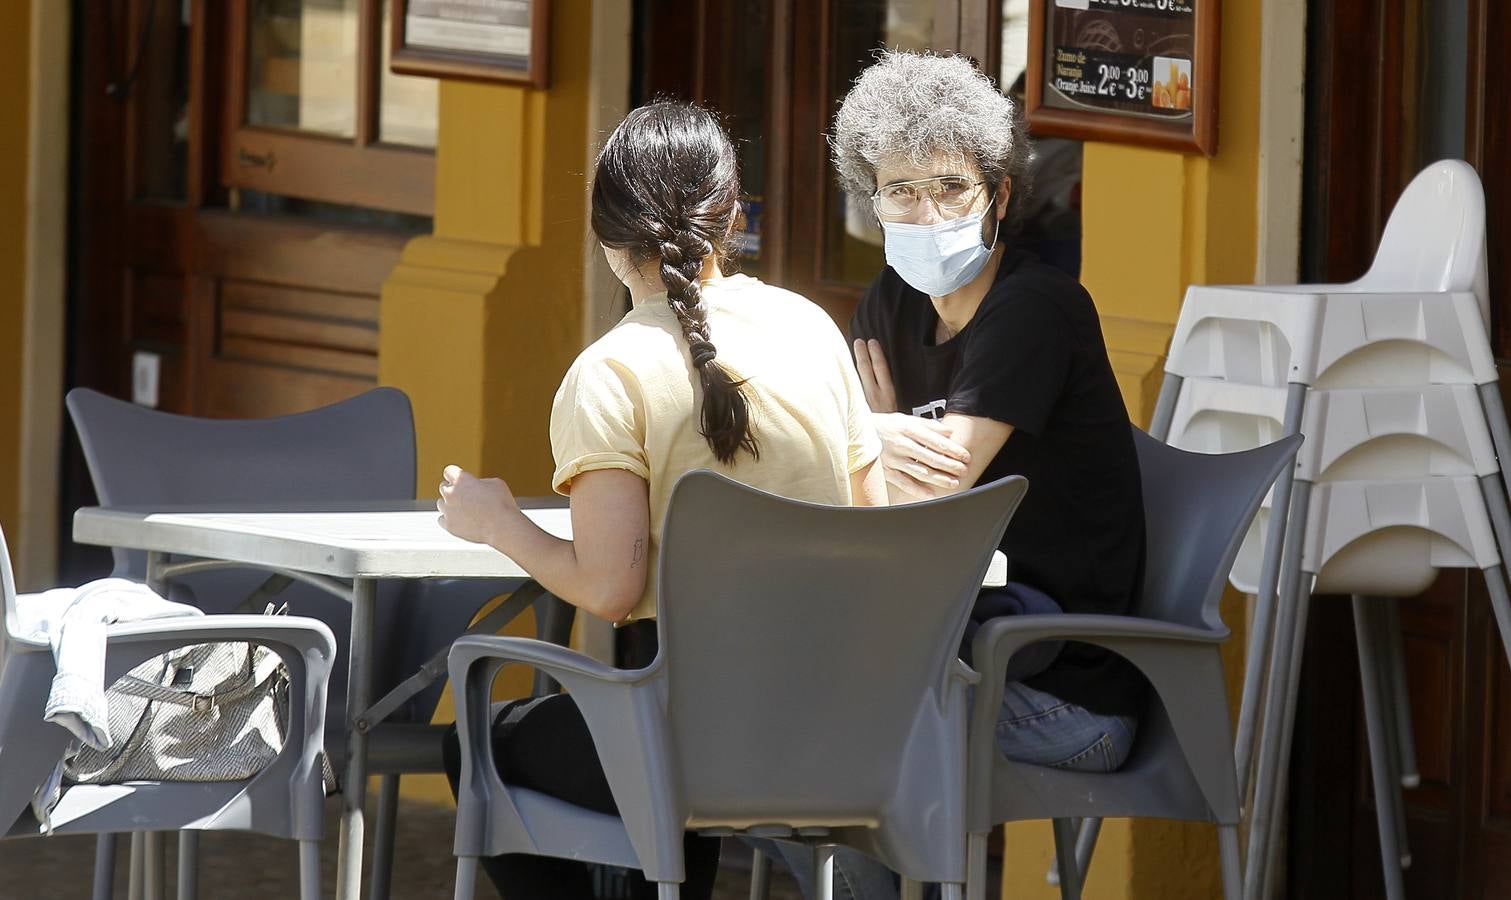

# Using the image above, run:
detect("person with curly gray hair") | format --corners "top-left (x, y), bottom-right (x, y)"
top-left (752, 50), bottom-right (1149, 900)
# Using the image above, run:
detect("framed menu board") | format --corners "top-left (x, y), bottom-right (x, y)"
top-left (391, 0), bottom-right (550, 88)
top-left (1025, 0), bottom-right (1218, 155)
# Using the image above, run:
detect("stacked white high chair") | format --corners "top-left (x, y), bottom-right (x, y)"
top-left (1142, 159), bottom-right (1509, 900)
top-left (1047, 160), bottom-right (1504, 898)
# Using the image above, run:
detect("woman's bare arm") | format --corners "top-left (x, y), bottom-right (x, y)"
top-left (439, 466), bottom-right (650, 623)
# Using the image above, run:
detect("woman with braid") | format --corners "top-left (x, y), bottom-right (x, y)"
top-left (436, 102), bottom-right (885, 899)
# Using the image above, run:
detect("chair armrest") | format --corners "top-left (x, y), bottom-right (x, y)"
top-left (966, 613), bottom-right (1237, 830)
top-left (447, 635), bottom-right (684, 881)
top-left (972, 613), bottom-right (1227, 658)
top-left (103, 615), bottom-right (337, 681)
top-left (448, 634), bottom-right (648, 687)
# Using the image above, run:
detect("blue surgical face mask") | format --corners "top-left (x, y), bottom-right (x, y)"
top-left (881, 211), bottom-right (998, 297)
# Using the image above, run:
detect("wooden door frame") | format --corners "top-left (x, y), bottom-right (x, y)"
top-left (17, 0), bottom-right (73, 591)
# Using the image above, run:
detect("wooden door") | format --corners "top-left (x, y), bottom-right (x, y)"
top-left (1289, 1), bottom-right (1511, 896)
top-left (61, 0), bottom-right (436, 582)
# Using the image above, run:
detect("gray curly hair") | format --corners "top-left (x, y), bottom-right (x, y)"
top-left (831, 51), bottom-right (1032, 222)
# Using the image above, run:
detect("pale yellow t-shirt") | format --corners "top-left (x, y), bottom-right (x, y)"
top-left (550, 274), bottom-right (881, 621)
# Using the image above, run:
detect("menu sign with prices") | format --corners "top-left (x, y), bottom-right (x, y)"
top-left (1025, 0), bottom-right (1218, 156)
top-left (391, 0), bottom-right (551, 88)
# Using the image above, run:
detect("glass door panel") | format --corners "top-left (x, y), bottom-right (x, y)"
top-left (131, 0), bottom-right (192, 201)
top-left (819, 0), bottom-right (935, 286)
top-left (246, 0), bottom-right (360, 137)
top-left (379, 0), bottom-right (438, 148)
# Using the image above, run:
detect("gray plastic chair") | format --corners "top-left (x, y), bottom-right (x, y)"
top-left (963, 428), bottom-right (1302, 900)
top-left (0, 525), bottom-right (337, 900)
top-left (64, 387), bottom-right (573, 899)
top-left (448, 470), bottom-right (1030, 900)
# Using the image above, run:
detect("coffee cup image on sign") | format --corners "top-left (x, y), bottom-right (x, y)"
top-left (1151, 56), bottom-right (1192, 110)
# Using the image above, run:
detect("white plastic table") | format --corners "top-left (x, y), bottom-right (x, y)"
top-left (73, 499), bottom-right (1008, 900)
top-left (73, 499), bottom-right (566, 900)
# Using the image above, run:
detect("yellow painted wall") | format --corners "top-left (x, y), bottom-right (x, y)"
top-left (379, 0), bottom-right (594, 802)
top-left (1001, 0), bottom-right (1266, 896)
top-left (0, 0), bottom-right (31, 552)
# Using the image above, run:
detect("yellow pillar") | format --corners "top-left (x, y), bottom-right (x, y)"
top-left (0, 0), bottom-right (31, 552)
top-left (378, 0), bottom-right (594, 801)
top-left (1002, 0), bottom-right (1265, 896)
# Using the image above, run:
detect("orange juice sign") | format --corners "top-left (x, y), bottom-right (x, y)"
top-left (1045, 0), bottom-right (1195, 119)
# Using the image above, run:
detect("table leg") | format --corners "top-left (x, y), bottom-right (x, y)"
top-left (336, 577), bottom-right (376, 900)
top-left (143, 556), bottom-right (168, 900)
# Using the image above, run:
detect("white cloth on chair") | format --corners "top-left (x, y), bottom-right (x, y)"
top-left (16, 577), bottom-right (202, 749)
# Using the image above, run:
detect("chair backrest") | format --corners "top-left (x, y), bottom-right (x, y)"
top-left (1132, 427), bottom-right (1303, 631)
top-left (64, 387), bottom-right (418, 715)
top-left (1359, 159), bottom-right (1488, 303)
top-left (67, 387), bottom-right (416, 580)
top-left (655, 471), bottom-right (1027, 825)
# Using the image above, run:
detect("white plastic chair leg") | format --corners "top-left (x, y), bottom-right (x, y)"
top-left (1044, 815), bottom-right (1102, 886)
top-left (814, 846), bottom-right (835, 900)
top-left (940, 883), bottom-right (965, 900)
top-left (966, 831), bottom-right (989, 900)
top-left (142, 831), bottom-right (165, 900)
top-left (1484, 564), bottom-right (1511, 671)
top-left (369, 773), bottom-right (401, 900)
top-left (1353, 595), bottom-right (1409, 900)
top-left (656, 883), bottom-right (680, 899)
top-left (93, 834), bottom-right (117, 900)
top-left (1051, 818), bottom-right (1083, 900)
top-left (1243, 483), bottom-right (1313, 900)
top-left (1371, 601), bottom-right (1414, 869)
top-left (1477, 384), bottom-right (1511, 518)
top-left (299, 840), bottom-right (320, 900)
top-left (1148, 372), bottom-right (1182, 441)
top-left (1073, 817), bottom-right (1101, 881)
top-left (128, 833), bottom-right (144, 900)
top-left (453, 856), bottom-right (478, 900)
top-left (1218, 825), bottom-right (1242, 900)
top-left (1475, 474), bottom-right (1511, 667)
top-left (176, 832), bottom-right (198, 900)
top-left (1381, 599), bottom-right (1421, 791)
top-left (1044, 817), bottom-right (1073, 886)
top-left (1236, 382), bottom-right (1308, 799)
top-left (748, 847), bottom-right (772, 900)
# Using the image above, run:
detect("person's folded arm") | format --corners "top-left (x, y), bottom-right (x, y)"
top-left (439, 466), bottom-right (650, 623)
top-left (888, 413), bottom-right (1013, 502)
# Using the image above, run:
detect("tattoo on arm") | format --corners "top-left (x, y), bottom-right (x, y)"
top-left (630, 538), bottom-right (644, 568)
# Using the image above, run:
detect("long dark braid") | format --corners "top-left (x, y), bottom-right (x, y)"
top-left (591, 102), bottom-right (759, 463)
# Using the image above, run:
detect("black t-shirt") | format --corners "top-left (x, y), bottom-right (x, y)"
top-left (850, 248), bottom-right (1148, 718)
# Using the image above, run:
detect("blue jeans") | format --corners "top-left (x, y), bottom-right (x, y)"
top-left (748, 681), bottom-right (1137, 900)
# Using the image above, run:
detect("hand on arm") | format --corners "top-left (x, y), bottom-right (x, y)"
top-left (933, 413), bottom-right (1013, 494)
top-left (853, 337), bottom-right (979, 502)
top-left (438, 465), bottom-right (650, 623)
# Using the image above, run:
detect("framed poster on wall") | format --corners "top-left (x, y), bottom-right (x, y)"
top-left (391, 0), bottom-right (550, 88)
top-left (1026, 0), bottom-right (1218, 155)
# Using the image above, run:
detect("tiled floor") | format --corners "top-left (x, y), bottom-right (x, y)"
top-left (0, 794), bottom-right (807, 899)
